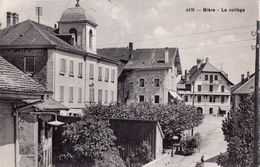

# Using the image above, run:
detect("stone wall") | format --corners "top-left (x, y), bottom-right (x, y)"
top-left (0, 101), bottom-right (15, 167)
top-left (0, 48), bottom-right (48, 87)
top-left (19, 111), bottom-right (38, 167)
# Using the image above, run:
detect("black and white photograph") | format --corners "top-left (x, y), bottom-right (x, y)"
top-left (0, 0), bottom-right (259, 166)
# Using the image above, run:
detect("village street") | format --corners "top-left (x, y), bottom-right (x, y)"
top-left (170, 115), bottom-right (227, 167)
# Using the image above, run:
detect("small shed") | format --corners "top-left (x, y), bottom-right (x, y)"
top-left (109, 118), bottom-right (165, 160)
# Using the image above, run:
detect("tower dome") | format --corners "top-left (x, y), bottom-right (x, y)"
top-left (59, 0), bottom-right (97, 26)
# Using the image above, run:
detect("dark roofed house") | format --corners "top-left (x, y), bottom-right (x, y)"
top-left (109, 44), bottom-right (183, 104)
top-left (177, 58), bottom-right (233, 116)
top-left (231, 71), bottom-right (255, 108)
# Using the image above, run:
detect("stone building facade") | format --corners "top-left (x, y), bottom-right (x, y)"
top-left (177, 58), bottom-right (233, 116)
top-left (98, 46), bottom-right (182, 104)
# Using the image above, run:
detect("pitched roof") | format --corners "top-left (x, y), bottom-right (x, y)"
top-left (125, 48), bottom-right (182, 74)
top-left (0, 20), bottom-right (86, 55)
top-left (97, 47), bottom-right (130, 75)
top-left (0, 20), bottom-right (117, 64)
top-left (181, 60), bottom-right (233, 85)
top-left (0, 56), bottom-right (47, 93)
top-left (24, 97), bottom-right (68, 111)
top-left (231, 73), bottom-right (255, 94)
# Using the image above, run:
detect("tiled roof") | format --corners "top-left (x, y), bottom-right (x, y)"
top-left (97, 47), bottom-right (130, 75)
top-left (0, 56), bottom-right (47, 93)
top-left (231, 73), bottom-right (255, 94)
top-left (180, 60), bottom-right (233, 85)
top-left (0, 20), bottom-right (86, 55)
top-left (125, 48), bottom-right (182, 74)
top-left (24, 98), bottom-right (68, 111)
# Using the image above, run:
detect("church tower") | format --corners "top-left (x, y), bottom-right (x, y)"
top-left (58, 0), bottom-right (97, 54)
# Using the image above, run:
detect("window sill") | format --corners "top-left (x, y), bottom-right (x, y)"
top-left (78, 75), bottom-right (83, 79)
top-left (59, 100), bottom-right (64, 103)
top-left (59, 72), bottom-right (65, 76)
top-left (105, 80), bottom-right (109, 82)
top-left (90, 78), bottom-right (94, 80)
top-left (98, 78), bottom-right (102, 81)
top-left (69, 74), bottom-right (74, 77)
top-left (111, 81), bottom-right (114, 83)
top-left (69, 101), bottom-right (73, 103)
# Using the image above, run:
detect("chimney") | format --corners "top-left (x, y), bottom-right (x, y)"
top-left (165, 47), bottom-right (169, 63)
top-left (12, 13), bottom-right (16, 25)
top-left (241, 74), bottom-right (245, 83)
top-left (247, 71), bottom-right (250, 79)
top-left (129, 42), bottom-right (133, 60)
top-left (185, 70), bottom-right (190, 81)
top-left (197, 58), bottom-right (202, 69)
top-left (6, 12), bottom-right (12, 27)
top-left (54, 23), bottom-right (57, 29)
top-left (205, 57), bottom-right (209, 63)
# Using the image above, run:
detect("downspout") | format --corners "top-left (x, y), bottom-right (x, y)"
top-left (84, 55), bottom-right (87, 104)
top-left (191, 80), bottom-right (195, 136)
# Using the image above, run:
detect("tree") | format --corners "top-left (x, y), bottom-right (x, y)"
top-left (84, 102), bottom-right (204, 144)
top-left (58, 117), bottom-right (126, 167)
top-left (217, 94), bottom-right (255, 167)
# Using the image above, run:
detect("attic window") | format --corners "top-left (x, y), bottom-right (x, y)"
top-left (157, 60), bottom-right (165, 63)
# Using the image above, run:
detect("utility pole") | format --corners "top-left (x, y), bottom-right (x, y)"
top-left (253, 20), bottom-right (260, 167)
top-left (35, 6), bottom-right (42, 23)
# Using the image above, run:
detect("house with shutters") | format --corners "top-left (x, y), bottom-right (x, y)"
top-left (0, 1), bottom-right (118, 116)
top-left (98, 44), bottom-right (182, 104)
top-left (177, 58), bottom-right (233, 116)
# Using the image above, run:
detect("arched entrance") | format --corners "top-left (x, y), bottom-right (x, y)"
top-left (197, 107), bottom-right (203, 114)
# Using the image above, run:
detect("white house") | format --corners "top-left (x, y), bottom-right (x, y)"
top-left (177, 58), bottom-right (233, 116)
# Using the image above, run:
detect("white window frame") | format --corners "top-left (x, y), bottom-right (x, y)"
top-left (105, 68), bottom-right (109, 82)
top-left (78, 62), bottom-right (83, 78)
top-left (69, 86), bottom-right (74, 103)
top-left (90, 64), bottom-right (94, 80)
top-left (59, 85), bottom-right (64, 102)
top-left (78, 87), bottom-right (82, 103)
top-left (69, 60), bottom-right (74, 76)
top-left (60, 58), bottom-right (66, 75)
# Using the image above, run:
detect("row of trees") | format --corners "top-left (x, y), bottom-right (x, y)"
top-left (57, 102), bottom-right (204, 166)
top-left (83, 102), bottom-right (204, 143)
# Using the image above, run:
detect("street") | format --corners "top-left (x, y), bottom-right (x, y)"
top-left (170, 115), bottom-right (227, 167)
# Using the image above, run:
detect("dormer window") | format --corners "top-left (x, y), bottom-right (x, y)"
top-left (89, 29), bottom-right (93, 50)
top-left (69, 28), bottom-right (77, 44)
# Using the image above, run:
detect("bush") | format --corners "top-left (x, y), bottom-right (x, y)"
top-left (125, 141), bottom-right (153, 167)
top-left (57, 117), bottom-right (125, 167)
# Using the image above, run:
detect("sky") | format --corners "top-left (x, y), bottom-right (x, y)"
top-left (0, 0), bottom-right (258, 83)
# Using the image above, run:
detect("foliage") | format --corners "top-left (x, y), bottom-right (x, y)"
top-left (125, 141), bottom-right (153, 167)
top-left (58, 117), bottom-right (125, 166)
top-left (181, 132), bottom-right (201, 150)
top-left (217, 94), bottom-right (255, 167)
top-left (84, 102), bottom-right (204, 142)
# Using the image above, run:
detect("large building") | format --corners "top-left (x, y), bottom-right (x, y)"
top-left (0, 1), bottom-right (118, 116)
top-left (98, 45), bottom-right (182, 104)
top-left (177, 58), bottom-right (233, 116)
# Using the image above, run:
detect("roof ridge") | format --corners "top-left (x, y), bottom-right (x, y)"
top-left (29, 21), bottom-right (56, 45)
